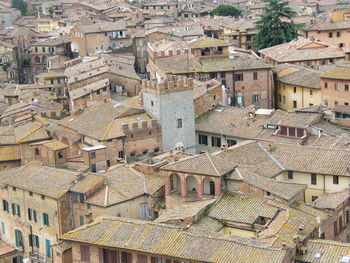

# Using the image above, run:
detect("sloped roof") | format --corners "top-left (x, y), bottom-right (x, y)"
top-left (0, 145), bottom-right (20, 162)
top-left (58, 101), bottom-right (148, 140)
top-left (259, 38), bottom-right (345, 62)
top-left (321, 66), bottom-right (350, 80)
top-left (229, 166), bottom-right (307, 201)
top-left (312, 191), bottom-right (349, 210)
top-left (208, 192), bottom-right (279, 224)
top-left (161, 152), bottom-right (236, 177)
top-left (295, 239), bottom-right (350, 263)
top-left (188, 37), bottom-right (229, 49)
top-left (61, 217), bottom-right (287, 263)
top-left (85, 165), bottom-right (163, 207)
top-left (0, 162), bottom-right (79, 199)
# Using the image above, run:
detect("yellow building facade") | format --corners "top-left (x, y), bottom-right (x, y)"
top-left (276, 65), bottom-right (321, 110)
top-left (277, 171), bottom-right (350, 204)
top-left (277, 82), bottom-right (321, 110)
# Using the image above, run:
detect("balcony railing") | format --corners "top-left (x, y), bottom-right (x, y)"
top-left (30, 253), bottom-right (51, 263)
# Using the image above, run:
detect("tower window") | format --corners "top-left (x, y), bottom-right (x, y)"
top-left (177, 118), bottom-right (182, 128)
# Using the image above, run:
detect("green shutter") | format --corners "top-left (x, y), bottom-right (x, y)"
top-left (1, 222), bottom-right (5, 235)
top-left (35, 235), bottom-right (39, 248)
top-left (252, 95), bottom-right (255, 103)
top-left (29, 234), bottom-right (33, 247)
top-left (79, 215), bottom-right (84, 226)
top-left (33, 210), bottom-right (37, 222)
top-left (45, 239), bottom-right (51, 258)
top-left (42, 213), bottom-right (49, 226)
top-left (242, 96), bottom-right (245, 105)
top-left (28, 208), bottom-right (31, 221)
top-left (15, 230), bottom-right (20, 247)
top-left (17, 205), bottom-right (20, 217)
top-left (12, 204), bottom-right (15, 215)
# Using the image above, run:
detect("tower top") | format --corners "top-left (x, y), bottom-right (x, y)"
top-left (142, 75), bottom-right (193, 94)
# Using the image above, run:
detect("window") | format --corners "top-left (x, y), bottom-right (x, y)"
top-left (28, 208), bottom-right (37, 222)
top-left (34, 47), bottom-right (38, 52)
top-left (310, 90), bottom-right (313, 96)
top-left (79, 215), bottom-right (84, 226)
top-left (2, 200), bottom-right (9, 212)
top-left (324, 100), bottom-right (329, 106)
top-left (340, 215), bottom-right (343, 230)
top-left (279, 94), bottom-right (281, 103)
top-left (324, 82), bottom-right (328, 89)
top-left (345, 85), bottom-right (349, 91)
top-left (79, 194), bottom-right (84, 203)
top-left (15, 229), bottom-right (23, 247)
top-left (329, 32), bottom-right (333, 38)
top-left (293, 100), bottom-right (297, 109)
top-left (335, 101), bottom-right (339, 106)
top-left (35, 148), bottom-right (40, 156)
top-left (337, 31), bottom-right (341, 37)
top-left (177, 118), bottom-right (182, 128)
top-left (29, 234), bottom-right (40, 248)
top-left (253, 72), bottom-right (258, 80)
top-left (311, 173), bottom-right (317, 185)
top-left (96, 90), bottom-right (100, 95)
top-left (198, 134), bottom-right (208, 145)
top-left (312, 196), bottom-right (318, 202)
top-left (287, 171), bottom-right (293, 179)
top-left (42, 213), bottom-right (49, 226)
top-left (334, 221), bottom-right (338, 236)
top-left (283, 96), bottom-right (286, 104)
top-left (0, 222), bottom-right (4, 235)
top-left (12, 204), bottom-right (20, 217)
top-left (293, 87), bottom-right (297, 93)
top-left (339, 43), bottom-right (344, 48)
top-left (42, 47), bottom-right (46, 53)
top-left (90, 152), bottom-right (96, 159)
top-left (227, 139), bottom-right (237, 147)
top-left (333, 175), bottom-right (339, 185)
top-left (335, 83), bottom-right (339, 90)
top-left (211, 136), bottom-right (221, 147)
top-left (118, 151), bottom-right (124, 159)
top-left (297, 128), bottom-right (304, 138)
top-left (252, 95), bottom-right (259, 102)
top-left (234, 74), bottom-right (243, 81)
top-left (346, 210), bottom-right (349, 224)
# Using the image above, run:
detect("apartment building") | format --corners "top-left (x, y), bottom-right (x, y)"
top-left (274, 64), bottom-right (321, 110)
top-left (0, 163), bottom-right (79, 262)
top-left (70, 21), bottom-right (131, 56)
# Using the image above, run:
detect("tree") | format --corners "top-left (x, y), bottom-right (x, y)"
top-left (210, 5), bottom-right (242, 17)
top-left (253, 0), bottom-right (303, 52)
top-left (11, 0), bottom-right (27, 15)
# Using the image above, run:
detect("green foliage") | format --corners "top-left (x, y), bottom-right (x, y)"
top-left (253, 0), bottom-right (303, 52)
top-left (11, 0), bottom-right (28, 15)
top-left (210, 5), bottom-right (242, 17)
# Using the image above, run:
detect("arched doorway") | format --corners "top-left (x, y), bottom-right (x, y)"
top-left (169, 173), bottom-right (180, 193)
top-left (203, 178), bottom-right (215, 196)
top-left (186, 176), bottom-right (198, 195)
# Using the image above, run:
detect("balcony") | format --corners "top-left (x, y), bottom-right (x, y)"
top-left (30, 253), bottom-right (52, 263)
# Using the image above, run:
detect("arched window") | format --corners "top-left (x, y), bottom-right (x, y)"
top-left (35, 67), bottom-right (41, 75)
top-left (35, 148), bottom-right (40, 156)
top-left (34, 56), bottom-right (40, 64)
top-left (42, 56), bottom-right (47, 65)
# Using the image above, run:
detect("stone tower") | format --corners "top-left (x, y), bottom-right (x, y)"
top-left (142, 75), bottom-right (196, 154)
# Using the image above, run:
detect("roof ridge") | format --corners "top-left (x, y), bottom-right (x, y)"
top-left (206, 152), bottom-right (220, 176)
